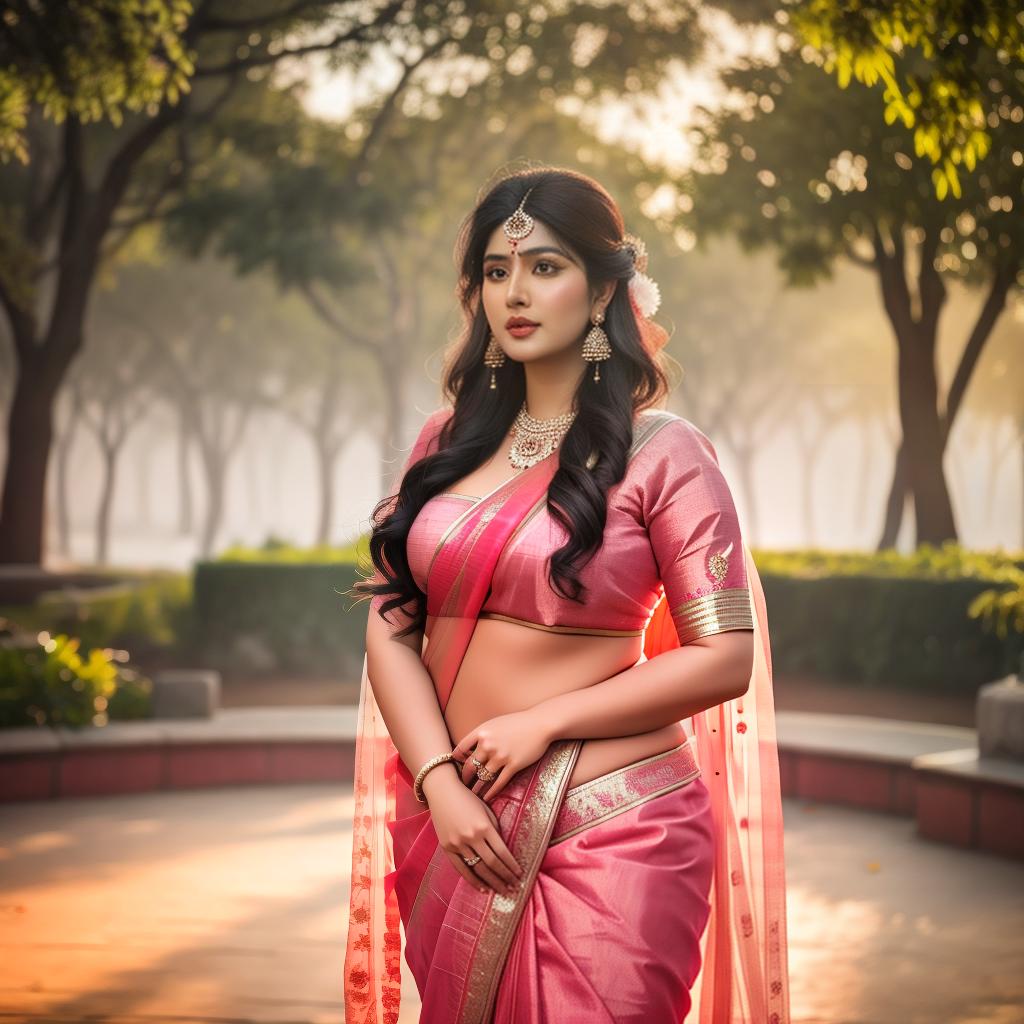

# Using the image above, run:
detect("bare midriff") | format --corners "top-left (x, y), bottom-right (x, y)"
top-left (426, 424), bottom-right (684, 790)
top-left (433, 616), bottom-right (686, 792)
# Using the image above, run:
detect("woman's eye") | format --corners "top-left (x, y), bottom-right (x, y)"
top-left (485, 262), bottom-right (559, 280)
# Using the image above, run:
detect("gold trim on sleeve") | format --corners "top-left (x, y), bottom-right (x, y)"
top-left (671, 587), bottom-right (753, 645)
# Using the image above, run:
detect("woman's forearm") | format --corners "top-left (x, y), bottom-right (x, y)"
top-left (365, 626), bottom-right (462, 796)
top-left (533, 632), bottom-right (754, 743)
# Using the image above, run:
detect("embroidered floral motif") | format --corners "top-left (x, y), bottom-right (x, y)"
top-left (706, 540), bottom-right (734, 586)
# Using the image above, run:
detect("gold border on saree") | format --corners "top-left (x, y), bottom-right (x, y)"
top-left (458, 739), bottom-right (581, 1024)
top-left (549, 741), bottom-right (701, 845)
top-left (478, 611), bottom-right (644, 636)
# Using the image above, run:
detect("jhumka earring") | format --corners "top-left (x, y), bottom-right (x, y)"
top-left (484, 334), bottom-right (506, 389)
top-left (582, 310), bottom-right (612, 382)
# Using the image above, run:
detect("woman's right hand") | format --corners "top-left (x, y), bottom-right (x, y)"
top-left (422, 767), bottom-right (524, 896)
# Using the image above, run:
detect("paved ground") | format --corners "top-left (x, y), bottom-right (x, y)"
top-left (0, 784), bottom-right (1020, 1024)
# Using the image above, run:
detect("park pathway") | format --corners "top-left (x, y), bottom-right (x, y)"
top-left (0, 783), bottom-right (1021, 1023)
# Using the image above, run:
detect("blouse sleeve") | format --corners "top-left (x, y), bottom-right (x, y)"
top-left (640, 417), bottom-right (754, 645)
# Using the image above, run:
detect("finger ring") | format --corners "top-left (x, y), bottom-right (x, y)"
top-left (475, 765), bottom-right (497, 782)
top-left (471, 756), bottom-right (484, 768)
top-left (463, 854), bottom-right (482, 867)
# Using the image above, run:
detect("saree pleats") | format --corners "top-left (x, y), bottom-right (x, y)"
top-left (493, 774), bottom-right (715, 1024)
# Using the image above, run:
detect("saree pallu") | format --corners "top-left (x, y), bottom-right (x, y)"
top-left (344, 411), bottom-right (790, 1023)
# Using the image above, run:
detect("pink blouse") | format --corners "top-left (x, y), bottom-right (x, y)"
top-left (399, 411), bottom-right (753, 644)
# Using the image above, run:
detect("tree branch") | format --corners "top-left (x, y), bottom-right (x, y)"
top-left (202, 0), bottom-right (335, 31)
top-left (194, 0), bottom-right (406, 77)
top-left (942, 258), bottom-right (1018, 441)
top-left (344, 33), bottom-right (452, 188)
top-left (299, 281), bottom-right (383, 352)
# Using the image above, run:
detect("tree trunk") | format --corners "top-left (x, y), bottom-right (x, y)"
top-left (380, 357), bottom-right (408, 497)
top-left (871, 227), bottom-right (1018, 549)
top-left (54, 390), bottom-right (82, 560)
top-left (0, 111), bottom-right (177, 565)
top-left (315, 441), bottom-right (340, 546)
top-left (895, 325), bottom-right (958, 543)
top-left (731, 446), bottom-right (760, 547)
top-left (95, 443), bottom-right (119, 565)
top-left (198, 445), bottom-right (225, 560)
top-left (796, 431), bottom-right (825, 548)
top-left (877, 441), bottom-right (907, 550)
top-left (854, 420), bottom-right (874, 542)
top-left (177, 404), bottom-right (194, 535)
top-left (135, 433), bottom-right (153, 529)
top-left (0, 357), bottom-right (59, 564)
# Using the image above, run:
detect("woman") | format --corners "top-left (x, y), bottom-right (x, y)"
top-left (345, 167), bottom-right (789, 1023)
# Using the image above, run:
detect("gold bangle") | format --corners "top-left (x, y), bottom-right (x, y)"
top-left (413, 752), bottom-right (455, 805)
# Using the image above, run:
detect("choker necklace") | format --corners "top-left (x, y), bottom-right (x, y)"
top-left (508, 401), bottom-right (577, 469)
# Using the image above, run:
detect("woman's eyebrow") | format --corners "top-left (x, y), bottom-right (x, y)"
top-left (483, 246), bottom-right (576, 264)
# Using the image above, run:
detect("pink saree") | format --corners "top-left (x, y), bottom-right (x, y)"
top-left (345, 412), bottom-right (790, 1023)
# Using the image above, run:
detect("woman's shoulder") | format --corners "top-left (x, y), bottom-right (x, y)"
top-left (630, 408), bottom-right (718, 465)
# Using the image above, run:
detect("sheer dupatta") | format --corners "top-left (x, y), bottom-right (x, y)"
top-left (644, 543), bottom-right (789, 1022)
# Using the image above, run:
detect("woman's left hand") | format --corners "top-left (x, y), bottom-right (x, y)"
top-left (452, 709), bottom-right (553, 803)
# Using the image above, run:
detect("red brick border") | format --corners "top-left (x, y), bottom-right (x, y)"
top-left (0, 740), bottom-right (356, 802)
top-left (3, 735), bottom-right (1022, 861)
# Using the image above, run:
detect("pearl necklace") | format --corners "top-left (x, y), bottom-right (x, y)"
top-left (508, 401), bottom-right (577, 470)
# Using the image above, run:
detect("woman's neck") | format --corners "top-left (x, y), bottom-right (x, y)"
top-left (522, 358), bottom-right (586, 420)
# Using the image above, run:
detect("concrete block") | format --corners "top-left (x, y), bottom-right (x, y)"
top-left (977, 675), bottom-right (1024, 760)
top-left (152, 670), bottom-right (220, 719)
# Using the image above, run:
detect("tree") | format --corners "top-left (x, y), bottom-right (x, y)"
top-left (7, 0), bottom-right (704, 564)
top-left (167, 17), bottom-right (703, 492)
top-left (678, 39), bottom-right (1023, 547)
top-left (785, 0), bottom-right (1024, 199)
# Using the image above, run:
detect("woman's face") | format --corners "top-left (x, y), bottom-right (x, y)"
top-left (481, 218), bottom-right (609, 368)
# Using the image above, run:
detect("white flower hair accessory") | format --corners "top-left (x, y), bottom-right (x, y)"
top-left (628, 271), bottom-right (661, 319)
top-left (619, 232), bottom-right (661, 319)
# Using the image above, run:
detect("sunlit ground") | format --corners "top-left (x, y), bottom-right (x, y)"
top-left (0, 785), bottom-right (1021, 1023)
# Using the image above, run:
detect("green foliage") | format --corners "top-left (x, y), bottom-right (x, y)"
top-left (968, 565), bottom-right (1024, 639)
top-left (753, 544), bottom-right (1024, 691)
top-left (753, 542), bottom-right (1024, 581)
top-left (0, 0), bottom-right (194, 162)
top-left (193, 541), bottom-right (1024, 691)
top-left (0, 623), bottom-right (153, 728)
top-left (192, 558), bottom-right (369, 675)
top-left (683, 38), bottom-right (1023, 291)
top-left (789, 0), bottom-right (1023, 199)
top-left (218, 534), bottom-right (362, 564)
top-left (0, 571), bottom-right (194, 658)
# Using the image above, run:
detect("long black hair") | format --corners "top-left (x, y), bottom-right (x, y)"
top-left (353, 166), bottom-right (671, 638)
